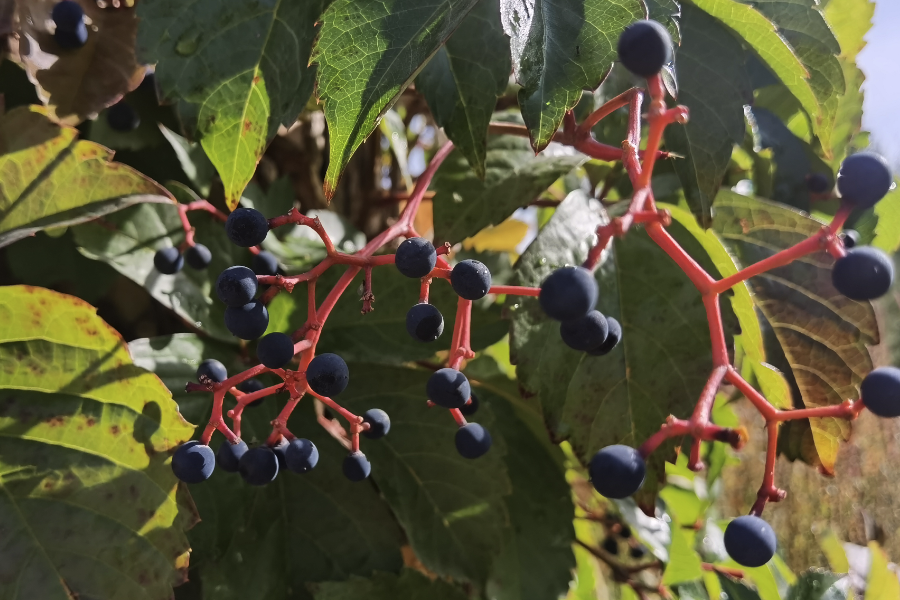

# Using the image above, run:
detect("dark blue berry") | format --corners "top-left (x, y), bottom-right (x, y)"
top-left (257, 332), bottom-right (294, 369)
top-left (841, 230), bottom-right (860, 249)
top-left (832, 246), bottom-right (894, 301)
top-left (455, 423), bottom-right (492, 459)
top-left (861, 367), bottom-right (900, 418)
top-left (460, 392), bottom-right (479, 416)
top-left (224, 301), bottom-right (269, 340)
top-left (561, 310), bottom-right (609, 352)
top-left (216, 265), bottom-right (258, 307)
top-left (837, 153), bottom-right (893, 208)
top-left (154, 247), bottom-right (183, 274)
top-left (451, 259), bottom-right (492, 300)
top-left (52, 1), bottom-right (84, 29)
top-left (806, 173), bottom-right (831, 194)
top-left (216, 439), bottom-right (248, 473)
top-left (342, 451), bottom-right (371, 481)
top-left (724, 516), bottom-right (777, 567)
top-left (540, 266), bottom-right (598, 321)
top-left (185, 244), bottom-right (212, 270)
top-left (406, 303), bottom-right (444, 342)
top-left (306, 353), bottom-right (349, 397)
top-left (589, 445), bottom-right (646, 499)
top-left (589, 317), bottom-right (622, 356)
top-left (54, 23), bottom-right (88, 48)
top-left (238, 378), bottom-right (266, 407)
top-left (617, 20), bottom-right (673, 78)
top-left (426, 368), bottom-right (470, 409)
top-left (395, 238), bottom-right (436, 278)
top-left (286, 438), bottom-right (319, 473)
top-left (172, 441), bottom-right (215, 484)
top-left (252, 251), bottom-right (279, 276)
top-left (197, 359), bottom-right (227, 383)
top-left (362, 409), bottom-right (390, 439)
top-left (238, 446), bottom-right (279, 486)
top-left (272, 438), bottom-right (289, 471)
top-left (107, 102), bottom-right (140, 132)
top-left (226, 207), bottom-right (269, 247)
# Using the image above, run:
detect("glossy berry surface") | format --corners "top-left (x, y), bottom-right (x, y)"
top-left (154, 247), bottom-right (183, 275)
top-left (841, 229), bottom-right (860, 249)
top-left (837, 152), bottom-right (893, 208)
top-left (589, 317), bottom-right (622, 356)
top-left (724, 515), bottom-right (777, 567)
top-left (406, 303), bottom-right (444, 342)
top-left (451, 259), bottom-right (492, 300)
top-left (860, 366), bottom-right (900, 418)
top-left (540, 266), bottom-right (598, 321)
top-left (460, 392), bottom-right (479, 416)
top-left (806, 173), bottom-right (831, 194)
top-left (832, 246), bottom-right (894, 301)
top-left (239, 446), bottom-right (279, 486)
top-left (216, 265), bottom-right (258, 307)
top-left (560, 310), bottom-right (609, 352)
top-left (252, 251), bottom-right (279, 276)
top-left (617, 20), bottom-right (673, 77)
top-left (172, 441), bottom-right (215, 484)
top-left (272, 438), bottom-right (289, 471)
top-left (257, 332), bottom-right (294, 369)
top-left (306, 353), bottom-right (349, 397)
top-left (197, 359), bottom-right (227, 383)
top-left (224, 301), bottom-right (269, 340)
top-left (362, 408), bottom-right (390, 439)
top-left (107, 102), bottom-right (141, 132)
top-left (54, 23), bottom-right (88, 48)
top-left (285, 438), bottom-right (319, 473)
top-left (216, 439), bottom-right (248, 473)
top-left (395, 237), bottom-right (436, 278)
top-left (455, 423), bottom-right (492, 459)
top-left (226, 207), bottom-right (269, 247)
top-left (185, 244), bottom-right (212, 270)
top-left (52, 1), bottom-right (84, 29)
top-left (426, 368), bottom-right (471, 409)
top-left (342, 451), bottom-right (371, 481)
top-left (589, 445), bottom-right (646, 499)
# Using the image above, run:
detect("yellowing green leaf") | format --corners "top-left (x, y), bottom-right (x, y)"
top-left (0, 105), bottom-right (172, 248)
top-left (866, 542), bottom-right (900, 600)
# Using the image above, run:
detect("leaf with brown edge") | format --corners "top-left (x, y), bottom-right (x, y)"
top-left (712, 190), bottom-right (878, 471)
top-left (0, 285), bottom-right (196, 600)
top-left (9, 0), bottom-right (145, 124)
top-left (0, 105), bottom-right (172, 248)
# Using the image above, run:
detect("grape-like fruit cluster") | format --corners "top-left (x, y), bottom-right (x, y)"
top-left (540, 266), bottom-right (622, 355)
top-left (153, 243), bottom-right (212, 275)
top-left (52, 0), bottom-right (88, 49)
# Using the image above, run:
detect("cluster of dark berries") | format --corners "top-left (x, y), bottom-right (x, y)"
top-left (539, 266), bottom-right (622, 356)
top-left (394, 236), bottom-right (493, 456)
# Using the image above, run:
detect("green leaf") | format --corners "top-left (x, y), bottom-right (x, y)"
top-left (689, 0), bottom-right (823, 149)
top-left (646, 0), bottom-right (682, 44)
top-left (312, 570), bottom-right (468, 600)
top-left (378, 110), bottom-right (413, 190)
top-left (265, 265), bottom-right (508, 364)
top-left (712, 191), bottom-right (878, 471)
top-left (0, 105), bottom-right (173, 248)
top-left (73, 201), bottom-right (253, 344)
top-left (502, 0), bottom-right (644, 151)
top-left (662, 526), bottom-right (703, 586)
top-left (0, 286), bottom-right (194, 600)
top-left (159, 125), bottom-right (217, 197)
top-left (871, 182), bottom-right (900, 254)
top-left (817, 530), bottom-right (850, 573)
top-left (664, 5), bottom-right (751, 226)
top-left (417, 0), bottom-right (511, 178)
top-left (510, 191), bottom-right (733, 504)
top-left (431, 132), bottom-right (586, 244)
top-left (11, 1), bottom-right (145, 123)
top-left (787, 571), bottom-right (848, 600)
top-left (718, 574), bottom-right (764, 600)
top-left (312, 0), bottom-right (480, 197)
top-left (137, 0), bottom-right (326, 210)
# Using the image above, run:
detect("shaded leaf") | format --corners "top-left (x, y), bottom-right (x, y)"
top-left (432, 133), bottom-right (585, 244)
top-left (718, 574), bottom-right (764, 600)
top-left (510, 191), bottom-right (734, 504)
top-left (312, 0), bottom-right (480, 197)
top-left (10, 0), bottom-right (144, 123)
top-left (0, 286), bottom-right (194, 600)
top-left (265, 265), bottom-right (508, 365)
top-left (137, 0), bottom-right (326, 209)
top-left (501, 0), bottom-right (644, 151)
top-left (664, 5), bottom-right (751, 226)
top-left (0, 105), bottom-right (172, 248)
top-left (787, 571), bottom-right (848, 600)
top-left (646, 0), bottom-right (682, 44)
top-left (312, 570), bottom-right (468, 600)
top-left (417, 0), bottom-right (511, 178)
top-left (72, 201), bottom-right (251, 344)
top-left (712, 191), bottom-right (878, 470)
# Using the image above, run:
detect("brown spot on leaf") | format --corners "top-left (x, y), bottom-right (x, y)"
top-left (86, 417), bottom-right (96, 427)
top-left (243, 120), bottom-right (252, 133)
top-left (110, 425), bottom-right (120, 435)
top-left (45, 416), bottom-right (65, 427)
